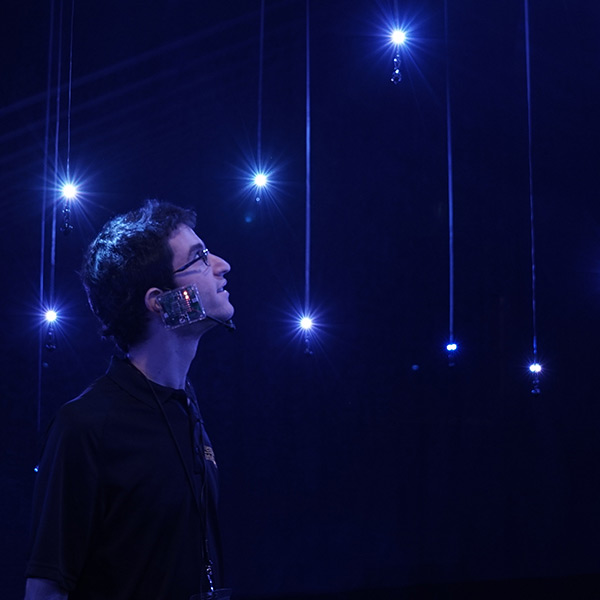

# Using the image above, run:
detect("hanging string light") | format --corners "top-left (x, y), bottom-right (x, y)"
top-left (254, 0), bottom-right (267, 203)
top-left (49, 0), bottom-right (65, 324)
top-left (390, 28), bottom-right (407, 84)
top-left (44, 310), bottom-right (58, 352)
top-left (38, 0), bottom-right (77, 429)
top-left (60, 0), bottom-right (77, 234)
top-left (524, 0), bottom-right (541, 394)
top-left (302, 0), bottom-right (313, 355)
top-left (443, 0), bottom-right (458, 366)
top-left (37, 0), bottom-right (58, 432)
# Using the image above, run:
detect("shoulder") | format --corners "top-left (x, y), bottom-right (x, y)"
top-left (50, 373), bottom-right (125, 440)
top-left (62, 373), bottom-right (121, 415)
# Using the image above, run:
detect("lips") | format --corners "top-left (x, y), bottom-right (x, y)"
top-left (217, 279), bottom-right (227, 293)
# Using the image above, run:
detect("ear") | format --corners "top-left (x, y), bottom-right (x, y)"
top-left (144, 287), bottom-right (164, 314)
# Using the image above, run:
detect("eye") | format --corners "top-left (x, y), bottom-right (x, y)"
top-left (196, 248), bottom-right (209, 265)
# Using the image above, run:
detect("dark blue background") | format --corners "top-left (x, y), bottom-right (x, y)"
top-left (2, 1), bottom-right (600, 598)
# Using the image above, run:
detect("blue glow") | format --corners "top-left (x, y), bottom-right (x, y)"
top-left (446, 343), bottom-right (457, 352)
top-left (300, 316), bottom-right (313, 331)
top-left (282, 303), bottom-right (328, 355)
top-left (529, 363), bottom-right (542, 373)
top-left (45, 310), bottom-right (58, 323)
top-left (254, 173), bottom-right (268, 187)
top-left (391, 29), bottom-right (407, 45)
top-left (61, 182), bottom-right (78, 200)
top-left (232, 146), bottom-right (282, 206)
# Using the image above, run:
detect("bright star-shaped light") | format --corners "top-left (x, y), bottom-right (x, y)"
top-left (391, 29), bottom-right (407, 45)
top-left (45, 310), bottom-right (58, 323)
top-left (61, 182), bottom-right (78, 200)
top-left (254, 173), bottom-right (268, 187)
top-left (300, 316), bottom-right (313, 331)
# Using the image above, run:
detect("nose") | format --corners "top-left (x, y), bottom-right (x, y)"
top-left (211, 253), bottom-right (230, 275)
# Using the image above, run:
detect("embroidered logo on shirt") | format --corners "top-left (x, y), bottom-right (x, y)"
top-left (204, 445), bottom-right (217, 468)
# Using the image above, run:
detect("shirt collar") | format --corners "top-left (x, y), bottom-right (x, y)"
top-left (106, 355), bottom-right (188, 408)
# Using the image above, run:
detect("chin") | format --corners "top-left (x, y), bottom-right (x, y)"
top-left (216, 301), bottom-right (235, 322)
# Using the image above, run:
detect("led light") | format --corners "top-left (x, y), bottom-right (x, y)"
top-left (254, 173), bottom-right (268, 187)
top-left (300, 316), bottom-right (313, 330)
top-left (61, 182), bottom-right (78, 200)
top-left (529, 363), bottom-right (542, 373)
top-left (45, 310), bottom-right (58, 323)
top-left (391, 29), bottom-right (407, 45)
top-left (446, 342), bottom-right (457, 352)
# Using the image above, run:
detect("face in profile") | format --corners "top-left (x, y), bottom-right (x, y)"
top-left (168, 224), bottom-right (234, 327)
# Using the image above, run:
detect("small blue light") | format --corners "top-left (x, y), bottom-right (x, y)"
top-left (446, 343), bottom-right (457, 352)
top-left (300, 316), bottom-right (313, 331)
top-left (391, 29), bottom-right (407, 45)
top-left (61, 182), bottom-right (78, 200)
top-left (45, 310), bottom-right (58, 323)
top-left (529, 363), bottom-right (542, 373)
top-left (254, 173), bottom-right (268, 187)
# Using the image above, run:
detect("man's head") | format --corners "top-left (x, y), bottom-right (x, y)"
top-left (81, 199), bottom-right (233, 351)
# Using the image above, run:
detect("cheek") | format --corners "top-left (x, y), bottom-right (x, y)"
top-left (195, 280), bottom-right (215, 303)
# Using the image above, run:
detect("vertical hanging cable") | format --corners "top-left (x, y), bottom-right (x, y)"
top-left (38, 0), bottom-right (57, 431)
top-left (50, 0), bottom-right (65, 313)
top-left (61, 0), bottom-right (76, 234)
top-left (257, 0), bottom-right (265, 170)
top-left (444, 0), bottom-right (456, 365)
top-left (524, 0), bottom-right (540, 394)
top-left (304, 0), bottom-right (312, 355)
top-left (66, 0), bottom-right (75, 180)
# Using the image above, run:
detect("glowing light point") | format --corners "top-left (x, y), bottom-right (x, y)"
top-left (446, 343), bottom-right (457, 352)
top-left (61, 182), bottom-right (78, 200)
top-left (254, 173), bottom-right (268, 187)
top-left (391, 29), bottom-right (407, 45)
top-left (45, 310), bottom-right (58, 323)
top-left (529, 363), bottom-right (542, 373)
top-left (300, 316), bottom-right (313, 331)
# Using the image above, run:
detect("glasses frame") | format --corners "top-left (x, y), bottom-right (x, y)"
top-left (173, 248), bottom-right (210, 274)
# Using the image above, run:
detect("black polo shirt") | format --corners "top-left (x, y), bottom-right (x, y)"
top-left (26, 357), bottom-right (222, 600)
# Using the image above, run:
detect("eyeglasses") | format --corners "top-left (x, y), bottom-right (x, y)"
top-left (173, 248), bottom-right (210, 274)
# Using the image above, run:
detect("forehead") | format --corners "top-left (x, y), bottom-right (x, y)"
top-left (168, 224), bottom-right (204, 262)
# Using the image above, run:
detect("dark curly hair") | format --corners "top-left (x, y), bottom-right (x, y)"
top-left (81, 199), bottom-right (196, 351)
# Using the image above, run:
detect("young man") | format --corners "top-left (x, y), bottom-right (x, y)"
top-left (25, 200), bottom-right (234, 600)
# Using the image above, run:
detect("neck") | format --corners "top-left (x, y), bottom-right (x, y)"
top-left (127, 332), bottom-right (201, 390)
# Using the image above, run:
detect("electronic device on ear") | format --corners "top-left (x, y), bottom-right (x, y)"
top-left (155, 284), bottom-right (236, 331)
top-left (156, 285), bottom-right (207, 329)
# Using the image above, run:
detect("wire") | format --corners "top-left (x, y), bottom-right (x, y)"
top-left (444, 0), bottom-right (456, 361)
top-left (304, 0), bottom-right (312, 355)
top-left (50, 0), bottom-right (65, 308)
top-left (257, 0), bottom-right (265, 168)
top-left (37, 0), bottom-right (57, 432)
top-left (524, 0), bottom-right (540, 393)
top-left (66, 0), bottom-right (75, 180)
